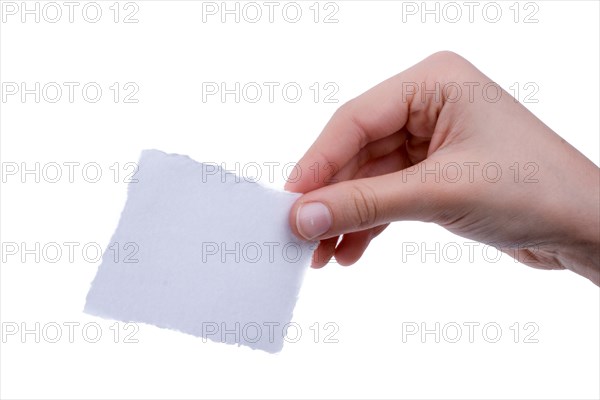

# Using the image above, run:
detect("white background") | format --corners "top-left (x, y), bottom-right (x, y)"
top-left (1, 1), bottom-right (599, 399)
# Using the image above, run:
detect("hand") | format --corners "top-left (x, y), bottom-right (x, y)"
top-left (285, 51), bottom-right (600, 285)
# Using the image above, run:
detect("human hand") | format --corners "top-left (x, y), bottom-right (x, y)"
top-left (285, 51), bottom-right (600, 285)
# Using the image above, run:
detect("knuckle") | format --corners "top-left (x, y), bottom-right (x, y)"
top-left (429, 50), bottom-right (468, 68)
top-left (424, 51), bottom-right (474, 82)
top-left (334, 100), bottom-right (369, 149)
top-left (335, 98), bottom-right (356, 117)
top-left (429, 50), bottom-right (465, 64)
top-left (347, 183), bottom-right (379, 230)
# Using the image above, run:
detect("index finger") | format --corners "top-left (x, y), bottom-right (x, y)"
top-left (284, 51), bottom-right (465, 194)
top-left (284, 76), bottom-right (410, 193)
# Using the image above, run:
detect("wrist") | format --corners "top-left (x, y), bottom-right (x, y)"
top-left (553, 170), bottom-right (600, 285)
top-left (556, 239), bottom-right (599, 285)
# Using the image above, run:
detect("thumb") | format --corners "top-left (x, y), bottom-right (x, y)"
top-left (289, 167), bottom-right (441, 240)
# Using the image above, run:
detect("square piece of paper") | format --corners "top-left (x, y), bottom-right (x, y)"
top-left (84, 150), bottom-right (315, 352)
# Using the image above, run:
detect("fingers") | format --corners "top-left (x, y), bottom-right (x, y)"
top-left (290, 164), bottom-right (440, 241)
top-left (284, 77), bottom-right (411, 194)
top-left (331, 129), bottom-right (409, 183)
top-left (309, 148), bottom-right (408, 267)
top-left (334, 224), bottom-right (389, 266)
top-left (283, 82), bottom-right (408, 194)
top-left (351, 145), bottom-right (411, 180)
top-left (287, 51), bottom-right (473, 267)
top-left (311, 237), bottom-right (338, 268)
top-left (333, 229), bottom-right (373, 266)
top-left (284, 51), bottom-right (468, 195)
top-left (309, 149), bottom-right (404, 267)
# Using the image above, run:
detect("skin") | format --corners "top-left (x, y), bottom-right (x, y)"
top-left (285, 51), bottom-right (600, 286)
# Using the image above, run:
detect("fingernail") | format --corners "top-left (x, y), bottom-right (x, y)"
top-left (296, 202), bottom-right (332, 240)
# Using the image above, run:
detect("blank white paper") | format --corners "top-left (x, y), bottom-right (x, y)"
top-left (84, 150), bottom-right (315, 353)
